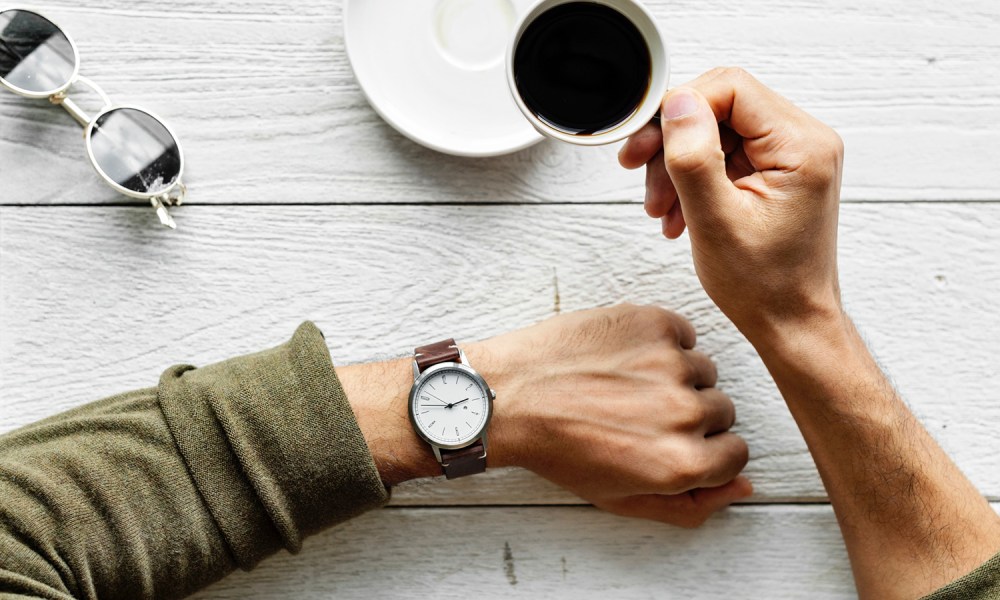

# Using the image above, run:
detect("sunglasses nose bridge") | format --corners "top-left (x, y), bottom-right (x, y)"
top-left (48, 76), bottom-right (112, 127)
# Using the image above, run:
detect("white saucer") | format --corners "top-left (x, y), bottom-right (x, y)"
top-left (344, 0), bottom-right (543, 157)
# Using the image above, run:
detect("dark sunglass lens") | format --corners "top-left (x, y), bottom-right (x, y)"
top-left (0, 10), bottom-right (76, 94)
top-left (89, 108), bottom-right (182, 195)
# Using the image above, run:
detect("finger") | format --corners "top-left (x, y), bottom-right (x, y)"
top-left (696, 387), bottom-right (736, 435)
top-left (682, 350), bottom-right (719, 389)
top-left (659, 87), bottom-right (738, 221)
top-left (644, 150), bottom-right (677, 219)
top-left (619, 120), bottom-right (663, 169)
top-left (688, 475), bottom-right (754, 515)
top-left (685, 67), bottom-right (816, 172)
top-left (595, 476), bottom-right (752, 528)
top-left (593, 494), bottom-right (705, 527)
top-left (661, 200), bottom-right (686, 239)
top-left (719, 123), bottom-right (741, 156)
top-left (698, 432), bottom-right (750, 488)
top-left (664, 311), bottom-right (697, 350)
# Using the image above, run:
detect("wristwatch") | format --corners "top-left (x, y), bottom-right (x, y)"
top-left (409, 339), bottom-right (495, 479)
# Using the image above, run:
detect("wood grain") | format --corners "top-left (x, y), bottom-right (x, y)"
top-left (184, 503), bottom-right (1000, 600)
top-left (2, 203), bottom-right (998, 504)
top-left (1, 0), bottom-right (999, 205)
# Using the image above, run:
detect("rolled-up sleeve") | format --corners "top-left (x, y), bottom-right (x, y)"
top-left (0, 322), bottom-right (388, 599)
top-left (920, 551), bottom-right (1000, 600)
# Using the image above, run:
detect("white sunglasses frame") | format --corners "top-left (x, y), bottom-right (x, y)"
top-left (0, 6), bottom-right (186, 228)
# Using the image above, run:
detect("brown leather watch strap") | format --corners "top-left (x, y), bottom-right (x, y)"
top-left (440, 441), bottom-right (486, 479)
top-left (414, 338), bottom-right (460, 372)
top-left (414, 338), bottom-right (486, 479)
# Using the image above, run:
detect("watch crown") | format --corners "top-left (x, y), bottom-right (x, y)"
top-left (489, 388), bottom-right (496, 399)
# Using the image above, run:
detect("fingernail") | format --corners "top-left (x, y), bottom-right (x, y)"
top-left (663, 89), bottom-right (700, 121)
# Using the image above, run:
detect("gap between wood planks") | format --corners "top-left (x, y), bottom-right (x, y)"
top-left (3, 199), bottom-right (1000, 207)
top-left (383, 498), bottom-right (1000, 508)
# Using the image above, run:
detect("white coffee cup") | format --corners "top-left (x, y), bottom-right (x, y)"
top-left (505, 0), bottom-right (670, 146)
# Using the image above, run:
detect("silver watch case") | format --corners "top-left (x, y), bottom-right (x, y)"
top-left (408, 356), bottom-right (496, 458)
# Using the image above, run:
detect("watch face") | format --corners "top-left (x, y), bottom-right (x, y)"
top-left (410, 365), bottom-right (491, 447)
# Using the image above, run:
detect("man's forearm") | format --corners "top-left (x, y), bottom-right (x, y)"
top-left (750, 312), bottom-right (1000, 599)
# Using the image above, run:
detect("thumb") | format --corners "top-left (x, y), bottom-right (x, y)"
top-left (689, 475), bottom-right (754, 514)
top-left (659, 88), bottom-right (736, 222)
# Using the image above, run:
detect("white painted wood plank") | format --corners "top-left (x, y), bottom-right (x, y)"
top-left (1, 0), bottom-right (999, 204)
top-left (185, 503), bottom-right (1000, 600)
top-left (2, 203), bottom-right (998, 504)
top-left (189, 505), bottom-right (857, 600)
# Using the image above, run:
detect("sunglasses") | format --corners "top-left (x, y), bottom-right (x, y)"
top-left (0, 7), bottom-right (185, 228)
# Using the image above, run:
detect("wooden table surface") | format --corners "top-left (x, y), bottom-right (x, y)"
top-left (2, 0), bottom-right (999, 598)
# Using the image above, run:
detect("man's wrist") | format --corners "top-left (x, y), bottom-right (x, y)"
top-left (462, 340), bottom-right (523, 470)
top-left (337, 358), bottom-right (439, 486)
top-left (336, 338), bottom-right (524, 487)
top-left (741, 300), bottom-right (851, 369)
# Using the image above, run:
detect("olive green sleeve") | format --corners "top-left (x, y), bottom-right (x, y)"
top-left (0, 322), bottom-right (389, 599)
top-left (920, 551), bottom-right (1000, 600)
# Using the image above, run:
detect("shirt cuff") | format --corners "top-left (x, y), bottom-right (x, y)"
top-left (157, 321), bottom-right (389, 569)
top-left (920, 549), bottom-right (1000, 600)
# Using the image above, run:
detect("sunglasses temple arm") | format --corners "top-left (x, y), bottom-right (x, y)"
top-left (150, 196), bottom-right (177, 229)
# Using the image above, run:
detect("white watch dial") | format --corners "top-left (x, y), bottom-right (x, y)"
top-left (411, 367), bottom-right (490, 446)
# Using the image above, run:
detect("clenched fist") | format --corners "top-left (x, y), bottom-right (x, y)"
top-left (478, 304), bottom-right (751, 527)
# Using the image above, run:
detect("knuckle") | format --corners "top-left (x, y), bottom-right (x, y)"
top-left (827, 129), bottom-right (846, 164)
top-left (608, 302), bottom-right (641, 324)
top-left (639, 305), bottom-right (675, 330)
top-left (704, 357), bottom-right (720, 384)
top-left (796, 126), bottom-right (845, 181)
top-left (668, 446), bottom-right (708, 490)
top-left (633, 306), bottom-right (691, 346)
top-left (683, 360), bottom-right (701, 386)
top-left (706, 66), bottom-right (729, 79)
top-left (732, 438), bottom-right (751, 469)
top-left (674, 359), bottom-right (701, 388)
top-left (829, 129), bottom-right (845, 156)
top-left (663, 146), bottom-right (724, 176)
top-left (721, 66), bottom-right (753, 84)
top-left (724, 394), bottom-right (738, 427)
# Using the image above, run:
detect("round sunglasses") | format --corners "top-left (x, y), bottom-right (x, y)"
top-left (0, 7), bottom-right (185, 228)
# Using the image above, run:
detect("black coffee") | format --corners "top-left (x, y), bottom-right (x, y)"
top-left (513, 2), bottom-right (651, 135)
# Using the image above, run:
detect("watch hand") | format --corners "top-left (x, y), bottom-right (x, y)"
top-left (420, 403), bottom-right (447, 407)
top-left (425, 392), bottom-right (446, 402)
top-left (451, 398), bottom-right (471, 407)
